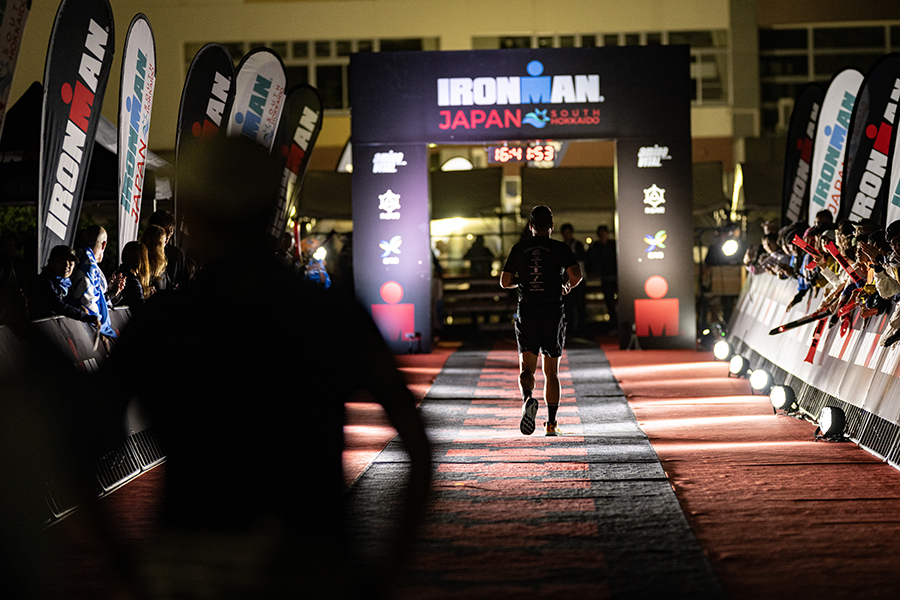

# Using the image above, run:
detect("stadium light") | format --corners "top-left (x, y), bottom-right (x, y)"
top-left (816, 406), bottom-right (847, 441)
top-left (769, 385), bottom-right (798, 414)
top-left (749, 368), bottom-right (773, 393)
top-left (713, 340), bottom-right (732, 361)
top-left (728, 355), bottom-right (750, 378)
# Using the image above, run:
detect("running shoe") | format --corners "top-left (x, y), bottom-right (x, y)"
top-left (519, 397), bottom-right (538, 435)
top-left (544, 421), bottom-right (560, 437)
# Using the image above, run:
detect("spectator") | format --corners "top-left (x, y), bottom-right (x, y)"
top-left (814, 209), bottom-right (834, 229)
top-left (26, 245), bottom-right (99, 325)
top-left (114, 241), bottom-right (151, 309)
top-left (140, 224), bottom-right (169, 294)
top-left (276, 231), bottom-right (298, 269)
top-left (148, 209), bottom-right (190, 289)
top-left (300, 237), bottom-right (331, 289)
top-left (587, 224), bottom-right (618, 329)
top-left (68, 225), bottom-right (123, 339)
top-left (464, 234), bottom-right (495, 279)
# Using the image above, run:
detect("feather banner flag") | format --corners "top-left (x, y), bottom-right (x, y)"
top-left (38, 0), bottom-right (114, 268)
top-left (117, 13), bottom-right (155, 260)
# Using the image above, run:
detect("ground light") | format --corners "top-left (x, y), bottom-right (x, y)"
top-left (815, 406), bottom-right (848, 441)
top-left (749, 368), bottom-right (773, 394)
top-left (728, 355), bottom-right (750, 378)
top-left (769, 384), bottom-right (798, 414)
top-left (713, 339), bottom-right (732, 361)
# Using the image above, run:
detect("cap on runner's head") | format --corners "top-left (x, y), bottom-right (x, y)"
top-left (530, 205), bottom-right (553, 230)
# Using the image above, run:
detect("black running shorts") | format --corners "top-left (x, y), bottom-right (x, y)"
top-left (515, 303), bottom-right (566, 357)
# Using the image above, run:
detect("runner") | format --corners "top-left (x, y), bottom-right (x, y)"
top-left (500, 205), bottom-right (583, 436)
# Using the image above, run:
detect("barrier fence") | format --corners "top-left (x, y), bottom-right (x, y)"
top-left (728, 273), bottom-right (900, 466)
top-left (0, 309), bottom-right (165, 525)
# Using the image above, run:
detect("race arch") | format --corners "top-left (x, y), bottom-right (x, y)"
top-left (349, 46), bottom-right (695, 352)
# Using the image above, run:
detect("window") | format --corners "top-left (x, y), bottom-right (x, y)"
top-left (185, 37), bottom-right (438, 113)
top-left (759, 23), bottom-right (900, 134)
top-left (473, 29), bottom-right (729, 105)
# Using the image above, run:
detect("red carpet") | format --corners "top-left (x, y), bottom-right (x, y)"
top-left (348, 338), bottom-right (722, 599)
top-left (344, 341), bottom-right (456, 485)
top-left (604, 344), bottom-right (900, 599)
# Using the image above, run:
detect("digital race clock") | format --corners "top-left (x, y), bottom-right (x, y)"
top-left (487, 145), bottom-right (556, 164)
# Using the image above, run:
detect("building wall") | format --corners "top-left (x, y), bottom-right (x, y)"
top-left (10, 0), bottom-right (732, 156)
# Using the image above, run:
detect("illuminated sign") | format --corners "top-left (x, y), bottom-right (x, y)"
top-left (643, 184), bottom-right (666, 214)
top-left (487, 144), bottom-right (556, 163)
top-left (644, 230), bottom-right (666, 259)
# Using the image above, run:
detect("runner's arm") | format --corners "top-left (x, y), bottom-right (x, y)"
top-left (500, 271), bottom-right (517, 289)
top-left (563, 264), bottom-right (583, 295)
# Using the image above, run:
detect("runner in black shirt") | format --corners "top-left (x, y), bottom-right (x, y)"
top-left (500, 205), bottom-right (582, 436)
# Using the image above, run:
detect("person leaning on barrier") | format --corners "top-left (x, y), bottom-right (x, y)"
top-left (112, 241), bottom-right (152, 309)
top-left (26, 245), bottom-right (100, 325)
top-left (859, 221), bottom-right (900, 346)
top-left (68, 225), bottom-right (124, 339)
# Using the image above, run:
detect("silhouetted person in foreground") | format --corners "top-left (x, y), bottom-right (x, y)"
top-left (102, 136), bottom-right (430, 599)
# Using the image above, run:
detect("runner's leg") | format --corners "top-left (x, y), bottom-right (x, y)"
top-left (518, 351), bottom-right (539, 435)
top-left (519, 351), bottom-right (538, 398)
top-left (542, 355), bottom-right (560, 423)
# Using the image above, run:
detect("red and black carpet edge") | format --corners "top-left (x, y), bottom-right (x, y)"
top-left (345, 339), bottom-right (725, 599)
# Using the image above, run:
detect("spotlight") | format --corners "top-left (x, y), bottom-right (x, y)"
top-left (749, 368), bottom-right (773, 393)
top-left (769, 385), bottom-right (797, 413)
top-left (722, 238), bottom-right (740, 257)
top-left (713, 339), bottom-right (732, 361)
top-left (816, 406), bottom-right (847, 441)
top-left (728, 355), bottom-right (750, 377)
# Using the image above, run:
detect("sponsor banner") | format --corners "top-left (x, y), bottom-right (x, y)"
top-left (781, 83), bottom-right (823, 226)
top-left (0, 0), bottom-right (30, 142)
top-left (38, 0), bottom-right (114, 268)
top-left (174, 43), bottom-right (234, 246)
top-left (117, 13), bottom-right (155, 260)
top-left (225, 47), bottom-right (286, 153)
top-left (352, 143), bottom-right (431, 354)
top-left (269, 84), bottom-right (322, 244)
top-left (615, 137), bottom-right (695, 349)
top-left (838, 54), bottom-right (900, 226)
top-left (349, 46), bottom-right (691, 145)
top-left (728, 273), bottom-right (900, 425)
top-left (808, 68), bottom-right (864, 224)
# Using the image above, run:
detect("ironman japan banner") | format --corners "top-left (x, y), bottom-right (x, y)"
top-left (225, 47), bottom-right (286, 153)
top-left (174, 43), bottom-right (234, 247)
top-left (781, 82), bottom-right (823, 226)
top-left (117, 13), bottom-right (155, 260)
top-left (838, 53), bottom-right (900, 227)
top-left (808, 68), bottom-right (863, 225)
top-left (269, 84), bottom-right (322, 245)
top-left (0, 0), bottom-right (31, 142)
top-left (38, 0), bottom-right (114, 268)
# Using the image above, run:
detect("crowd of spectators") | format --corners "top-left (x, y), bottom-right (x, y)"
top-left (743, 209), bottom-right (900, 347)
top-left (0, 209), bottom-right (199, 342)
